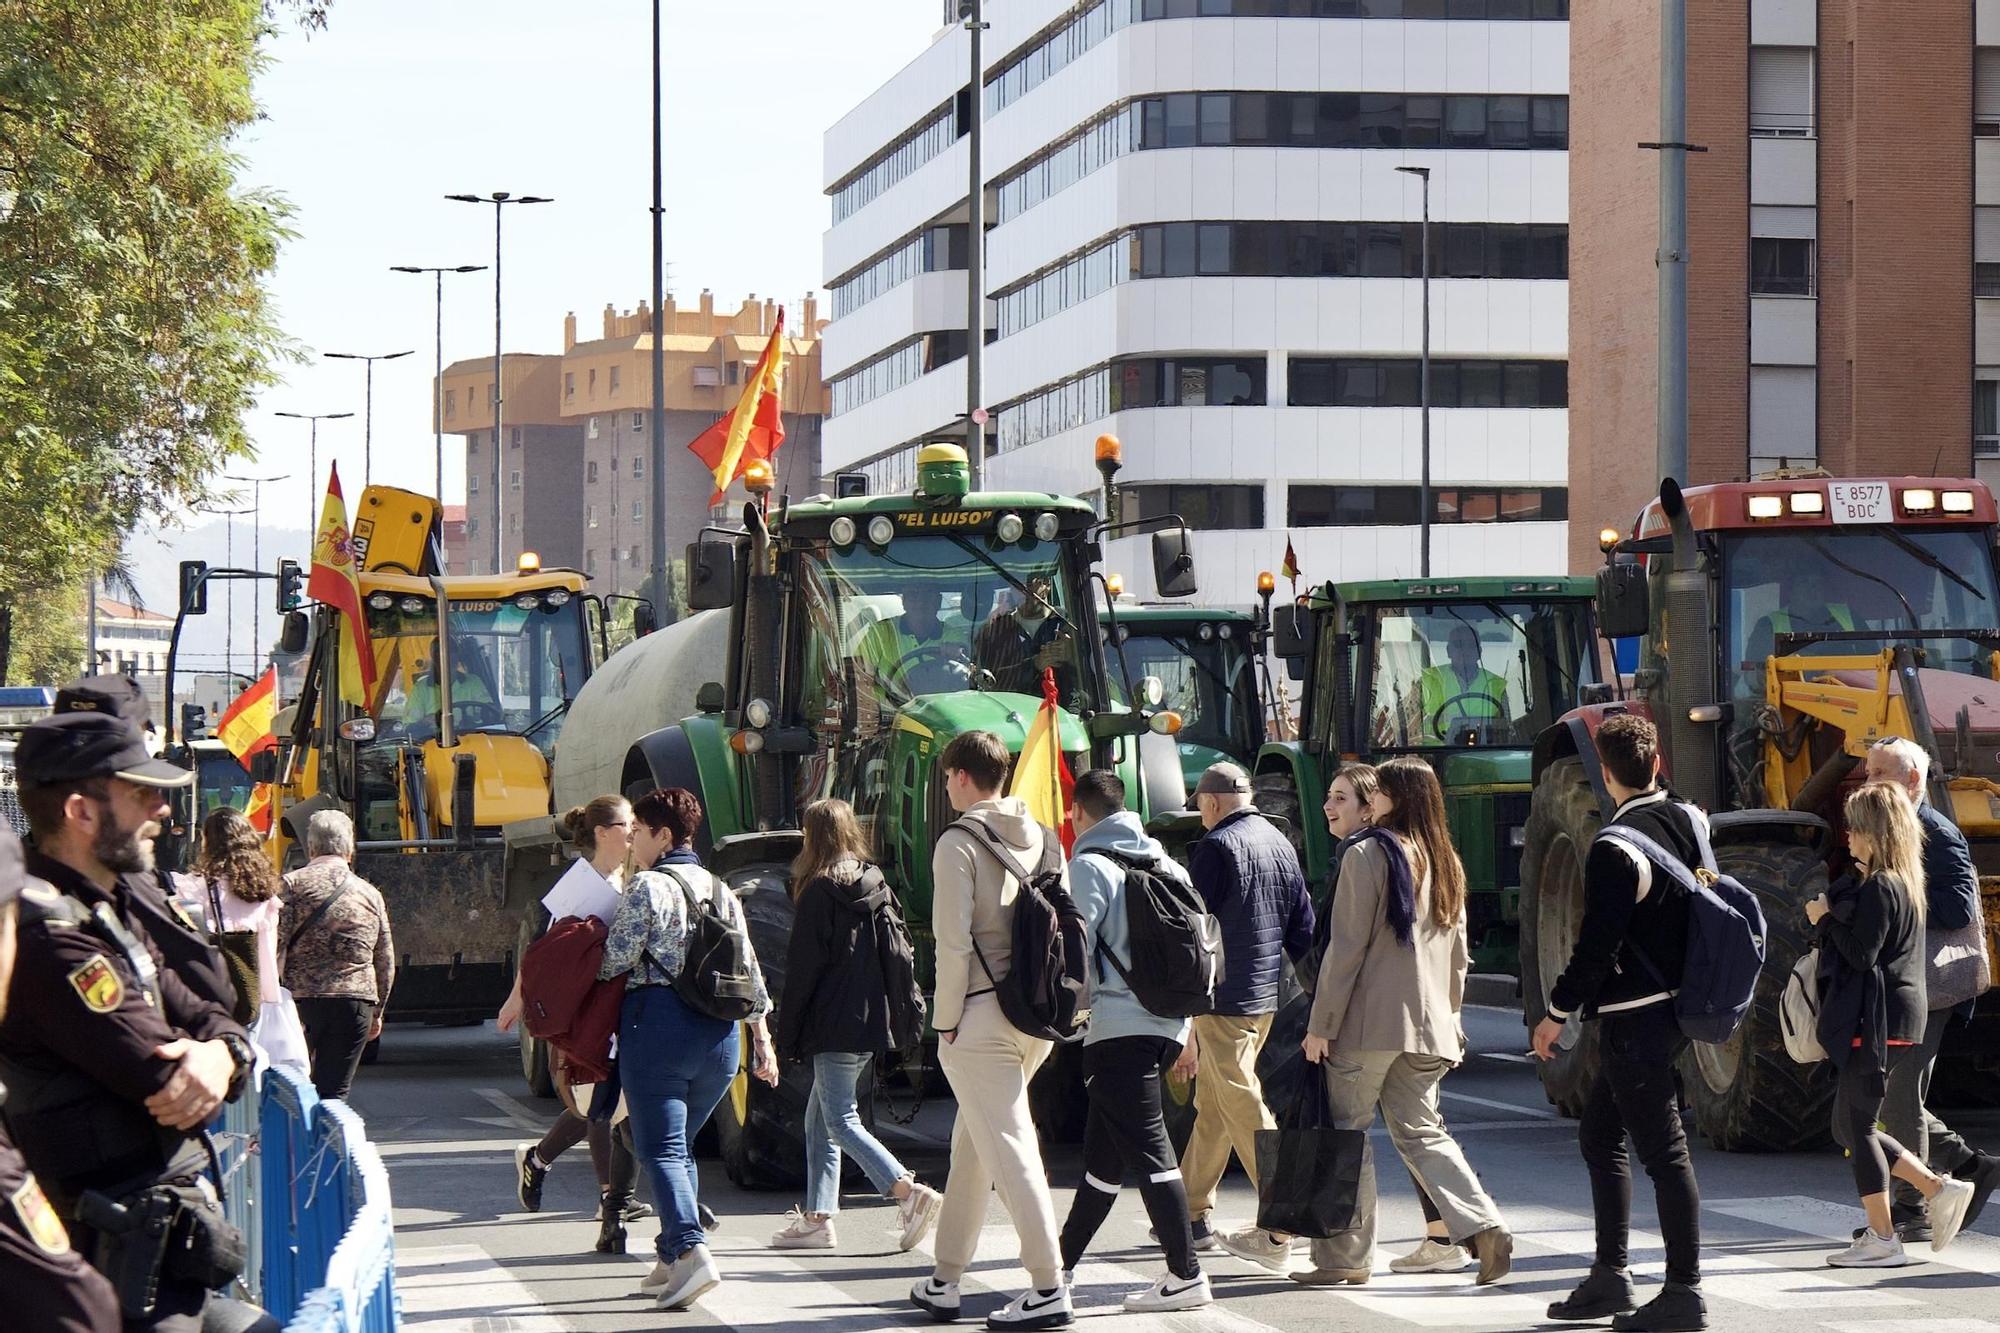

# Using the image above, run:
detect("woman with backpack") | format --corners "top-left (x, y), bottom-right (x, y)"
top-left (1299, 757), bottom-right (1512, 1287)
top-left (601, 787), bottom-right (778, 1312)
top-left (1811, 781), bottom-right (1976, 1267)
top-left (768, 798), bottom-right (943, 1253)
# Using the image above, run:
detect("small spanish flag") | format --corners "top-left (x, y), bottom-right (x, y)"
top-left (214, 668), bottom-right (277, 763)
top-left (1009, 668), bottom-right (1076, 854)
top-left (688, 312), bottom-right (787, 505)
top-left (244, 784), bottom-right (274, 835)
top-left (309, 466), bottom-right (378, 708)
top-left (1280, 535), bottom-right (1300, 587)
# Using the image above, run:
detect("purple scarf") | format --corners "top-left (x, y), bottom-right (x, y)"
top-left (1352, 827), bottom-right (1419, 948)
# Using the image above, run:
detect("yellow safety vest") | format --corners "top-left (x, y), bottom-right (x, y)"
top-left (1419, 664), bottom-right (1508, 722)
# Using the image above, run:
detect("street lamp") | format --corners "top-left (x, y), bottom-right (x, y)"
top-left (446, 191), bottom-right (552, 573)
top-left (390, 264), bottom-right (488, 501)
top-left (222, 471), bottom-right (291, 672)
top-left (197, 505), bottom-right (253, 681)
top-left (274, 411), bottom-right (354, 530)
top-left (1395, 164), bottom-right (1433, 577)
top-left (324, 349), bottom-right (415, 485)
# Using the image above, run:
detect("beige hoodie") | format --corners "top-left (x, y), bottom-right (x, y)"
top-left (930, 796), bottom-right (1051, 1033)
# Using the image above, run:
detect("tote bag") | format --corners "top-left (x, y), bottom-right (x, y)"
top-left (1253, 1062), bottom-right (1369, 1239)
top-left (1925, 919), bottom-right (1993, 1012)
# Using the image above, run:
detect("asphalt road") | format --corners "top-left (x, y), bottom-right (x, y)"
top-left (353, 1007), bottom-right (2000, 1333)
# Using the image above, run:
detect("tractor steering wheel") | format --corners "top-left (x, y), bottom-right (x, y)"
top-left (1430, 691), bottom-right (1505, 740)
top-left (453, 700), bottom-right (505, 729)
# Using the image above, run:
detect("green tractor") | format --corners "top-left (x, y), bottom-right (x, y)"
top-left (1100, 603), bottom-right (1266, 794)
top-left (526, 443), bottom-right (1199, 1187)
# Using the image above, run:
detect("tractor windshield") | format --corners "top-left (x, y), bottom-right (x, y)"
top-left (1725, 528), bottom-right (2000, 692)
top-left (1105, 621), bottom-right (1260, 764)
top-left (1364, 600), bottom-right (1592, 750)
top-left (366, 593), bottom-right (590, 759)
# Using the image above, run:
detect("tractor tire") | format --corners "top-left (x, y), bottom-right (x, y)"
top-left (1678, 839), bottom-right (1836, 1152)
top-left (712, 875), bottom-right (811, 1191)
top-left (515, 916), bottom-right (557, 1099)
top-left (1253, 770), bottom-right (1305, 858)
top-left (1517, 756), bottom-right (1603, 1118)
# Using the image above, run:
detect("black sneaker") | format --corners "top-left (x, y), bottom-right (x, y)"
top-left (1148, 1215), bottom-right (1218, 1253)
top-left (1548, 1264), bottom-right (1637, 1322)
top-left (1612, 1283), bottom-right (1707, 1333)
top-left (1960, 1153), bottom-right (2000, 1232)
top-left (699, 1201), bottom-right (720, 1232)
top-left (514, 1144), bottom-right (548, 1213)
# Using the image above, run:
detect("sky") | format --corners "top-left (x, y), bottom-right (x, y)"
top-left (132, 0), bottom-right (944, 555)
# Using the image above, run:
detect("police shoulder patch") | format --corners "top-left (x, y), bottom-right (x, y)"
top-left (9, 1175), bottom-right (71, 1255)
top-left (65, 955), bottom-right (123, 1013)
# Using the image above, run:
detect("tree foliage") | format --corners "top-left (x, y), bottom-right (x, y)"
top-left (0, 0), bottom-right (296, 673)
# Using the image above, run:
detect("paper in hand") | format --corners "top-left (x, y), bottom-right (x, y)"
top-left (541, 858), bottom-right (621, 926)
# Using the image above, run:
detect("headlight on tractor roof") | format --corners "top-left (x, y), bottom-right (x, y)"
top-left (996, 512), bottom-right (1025, 543)
top-left (513, 592), bottom-right (540, 611)
top-left (544, 589), bottom-right (572, 608)
top-left (1034, 511), bottom-right (1060, 542)
top-left (1789, 491), bottom-right (1825, 515)
top-left (1944, 490), bottom-right (1976, 513)
top-left (399, 596), bottom-right (428, 615)
top-left (867, 515), bottom-right (895, 546)
top-left (367, 592), bottom-right (394, 611)
top-left (1903, 488), bottom-right (1937, 513)
top-left (744, 697), bottom-right (773, 729)
top-left (1746, 495), bottom-right (1784, 520)
top-left (830, 516), bottom-right (857, 547)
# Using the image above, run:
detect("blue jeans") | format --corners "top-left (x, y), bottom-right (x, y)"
top-left (619, 985), bottom-right (739, 1260)
top-left (804, 1051), bottom-right (907, 1215)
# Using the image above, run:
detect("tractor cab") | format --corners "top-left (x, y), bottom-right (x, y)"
top-left (1100, 604), bottom-right (1264, 788)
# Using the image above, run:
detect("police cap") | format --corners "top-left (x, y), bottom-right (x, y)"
top-left (53, 673), bottom-right (152, 727)
top-left (14, 713), bottom-right (193, 791)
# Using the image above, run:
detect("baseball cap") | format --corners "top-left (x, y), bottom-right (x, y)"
top-left (54, 673), bottom-right (153, 727)
top-left (1193, 762), bottom-right (1252, 797)
top-left (0, 823), bottom-right (21, 909)
top-left (13, 712), bottom-right (194, 790)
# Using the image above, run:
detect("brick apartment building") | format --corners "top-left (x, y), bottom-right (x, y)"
top-left (1568, 0), bottom-right (1997, 571)
top-left (439, 292), bottom-right (828, 590)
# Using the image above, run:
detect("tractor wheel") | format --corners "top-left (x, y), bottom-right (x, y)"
top-left (515, 916), bottom-right (556, 1099)
top-left (712, 873), bottom-right (811, 1191)
top-left (1253, 770), bottom-right (1305, 857)
top-left (1517, 756), bottom-right (1603, 1118)
top-left (1679, 839), bottom-right (1836, 1152)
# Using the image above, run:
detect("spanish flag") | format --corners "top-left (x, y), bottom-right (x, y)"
top-left (244, 784), bottom-right (274, 835)
top-left (687, 311), bottom-right (786, 505)
top-left (1280, 535), bottom-right (1300, 586)
top-left (1009, 667), bottom-right (1076, 854)
top-left (215, 668), bottom-right (277, 762)
top-left (308, 465), bottom-right (378, 708)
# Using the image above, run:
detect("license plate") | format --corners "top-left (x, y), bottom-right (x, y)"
top-left (1827, 482), bottom-right (1891, 525)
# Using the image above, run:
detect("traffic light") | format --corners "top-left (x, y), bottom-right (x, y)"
top-left (276, 558), bottom-right (303, 612)
top-left (178, 560), bottom-right (209, 616)
top-left (180, 703), bottom-right (207, 739)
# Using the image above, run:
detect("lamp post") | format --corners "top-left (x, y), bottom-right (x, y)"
top-left (446, 191), bottom-right (552, 573)
top-left (962, 0), bottom-right (989, 487)
top-left (390, 264), bottom-right (488, 500)
top-left (198, 506), bottom-right (252, 680)
top-left (223, 471), bottom-right (291, 671)
top-left (1395, 164), bottom-right (1433, 577)
top-left (274, 411), bottom-right (355, 531)
top-left (324, 349), bottom-right (415, 485)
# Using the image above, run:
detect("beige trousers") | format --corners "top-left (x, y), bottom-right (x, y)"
top-left (1179, 1011), bottom-right (1278, 1218)
top-left (932, 995), bottom-right (1062, 1290)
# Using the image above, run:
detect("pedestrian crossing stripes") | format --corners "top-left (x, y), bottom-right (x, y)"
top-left (397, 1244), bottom-right (570, 1332)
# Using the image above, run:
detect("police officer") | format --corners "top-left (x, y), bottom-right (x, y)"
top-left (1, 711), bottom-right (253, 1332)
top-left (51, 675), bottom-right (237, 1014)
top-left (0, 821), bottom-right (122, 1332)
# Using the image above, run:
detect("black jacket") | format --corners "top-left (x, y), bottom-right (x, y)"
top-left (1548, 790), bottom-right (1702, 1021)
top-left (1189, 809), bottom-right (1314, 1015)
top-left (1916, 802), bottom-right (1981, 930)
top-left (776, 858), bottom-right (898, 1059)
top-left (1818, 869), bottom-right (1925, 1079)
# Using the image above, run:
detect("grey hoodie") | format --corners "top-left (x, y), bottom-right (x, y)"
top-left (1070, 810), bottom-right (1193, 1048)
top-left (930, 796), bottom-right (1055, 1033)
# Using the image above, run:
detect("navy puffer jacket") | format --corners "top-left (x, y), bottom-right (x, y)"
top-left (1189, 808), bottom-right (1315, 1015)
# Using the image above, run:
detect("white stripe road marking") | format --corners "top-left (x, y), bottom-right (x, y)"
top-left (1825, 1323), bottom-right (2000, 1333)
top-left (378, 1137), bottom-right (522, 1158)
top-left (1438, 1089), bottom-right (1561, 1120)
top-left (473, 1086), bottom-right (549, 1132)
top-left (397, 1243), bottom-right (569, 1331)
top-left (1709, 1196), bottom-right (2000, 1278)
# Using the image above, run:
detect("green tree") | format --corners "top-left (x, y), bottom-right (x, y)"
top-left (0, 0), bottom-right (295, 679)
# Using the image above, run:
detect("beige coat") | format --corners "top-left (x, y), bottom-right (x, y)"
top-left (1307, 836), bottom-right (1468, 1061)
top-left (930, 797), bottom-right (1053, 1033)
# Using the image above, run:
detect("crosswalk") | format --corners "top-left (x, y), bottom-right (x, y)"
top-left (394, 1194), bottom-right (1999, 1332)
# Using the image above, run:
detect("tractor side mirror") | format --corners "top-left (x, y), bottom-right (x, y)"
top-left (1596, 560), bottom-right (1650, 640)
top-left (695, 681), bottom-right (726, 714)
top-left (632, 600), bottom-right (658, 638)
top-left (1151, 527), bottom-right (1198, 599)
top-left (248, 749), bottom-right (280, 785)
top-left (686, 540), bottom-right (737, 612)
top-left (278, 610), bottom-right (310, 655)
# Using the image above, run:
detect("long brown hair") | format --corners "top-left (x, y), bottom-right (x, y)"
top-left (560, 795), bottom-right (631, 857)
top-left (1374, 757), bottom-right (1466, 929)
top-left (792, 798), bottom-right (871, 897)
top-left (1845, 782), bottom-right (1928, 923)
top-left (196, 807), bottom-right (282, 903)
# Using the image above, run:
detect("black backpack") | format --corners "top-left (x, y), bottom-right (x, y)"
top-left (659, 867), bottom-right (761, 1023)
top-left (859, 866), bottom-right (929, 1052)
top-left (1093, 851), bottom-right (1222, 1018)
top-left (958, 819), bottom-right (1090, 1044)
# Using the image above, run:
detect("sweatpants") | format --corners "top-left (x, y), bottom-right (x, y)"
top-left (933, 995), bottom-right (1063, 1291)
top-left (1579, 1004), bottom-right (1701, 1286)
top-left (1180, 1012), bottom-right (1276, 1219)
top-left (1059, 1035), bottom-right (1200, 1281)
top-left (1885, 1007), bottom-right (1978, 1223)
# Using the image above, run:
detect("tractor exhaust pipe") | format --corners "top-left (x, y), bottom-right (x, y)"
top-left (1660, 479), bottom-right (1720, 811)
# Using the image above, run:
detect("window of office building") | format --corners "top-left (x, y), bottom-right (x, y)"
top-left (445, 389), bottom-right (456, 418)
top-left (830, 96), bottom-right (965, 222)
top-left (587, 461), bottom-right (599, 484)
top-left (828, 331), bottom-right (970, 416)
top-left (632, 500), bottom-right (643, 523)
top-left (1979, 49), bottom-right (2000, 135)
top-left (1749, 47), bottom-right (1814, 137)
top-left (1750, 236), bottom-right (1815, 295)
top-left (1134, 91), bottom-right (1569, 152)
top-left (1120, 482), bottom-right (1264, 529)
top-left (1750, 366), bottom-right (1817, 468)
top-left (1131, 220), bottom-right (1567, 281)
top-left (588, 504), bottom-right (599, 528)
top-left (468, 474), bottom-right (479, 494)
top-left (831, 224), bottom-right (971, 317)
top-left (511, 428), bottom-right (522, 447)
top-left (1116, 356), bottom-right (1266, 407)
top-left (1288, 358), bottom-right (1567, 407)
top-left (509, 468), bottom-right (522, 488)
top-left (1289, 484), bottom-right (1565, 526)
top-left (633, 454), bottom-right (644, 477)
top-left (610, 366), bottom-right (621, 395)
top-left (1977, 376), bottom-right (2000, 456)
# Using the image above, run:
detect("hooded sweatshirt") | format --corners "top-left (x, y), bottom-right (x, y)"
top-left (931, 796), bottom-right (1054, 1034)
top-left (1069, 810), bottom-right (1192, 1048)
top-left (776, 856), bottom-right (899, 1059)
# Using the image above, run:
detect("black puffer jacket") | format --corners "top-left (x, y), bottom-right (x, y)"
top-left (1190, 809), bottom-right (1314, 1015)
top-left (1817, 869), bottom-right (1925, 1083)
top-left (776, 858), bottom-right (898, 1059)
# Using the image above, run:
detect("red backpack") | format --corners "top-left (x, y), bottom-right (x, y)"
top-left (520, 915), bottom-right (625, 1084)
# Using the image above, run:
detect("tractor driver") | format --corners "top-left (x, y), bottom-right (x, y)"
top-left (973, 574), bottom-right (1075, 698)
top-left (1740, 561), bottom-right (1861, 696)
top-left (405, 636), bottom-right (500, 732)
top-left (889, 587), bottom-right (969, 695)
top-left (1412, 624), bottom-right (1510, 743)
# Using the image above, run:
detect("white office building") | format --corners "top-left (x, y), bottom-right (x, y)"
top-left (821, 0), bottom-right (1570, 601)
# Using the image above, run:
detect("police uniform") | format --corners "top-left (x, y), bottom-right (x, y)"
top-left (0, 823), bottom-right (122, 1333)
top-left (0, 713), bottom-right (252, 1332)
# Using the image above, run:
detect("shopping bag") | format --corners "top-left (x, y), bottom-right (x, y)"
top-left (250, 986), bottom-right (313, 1076)
top-left (1253, 1060), bottom-right (1369, 1238)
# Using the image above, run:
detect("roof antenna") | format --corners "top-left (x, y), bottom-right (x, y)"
top-left (1930, 440), bottom-right (1948, 476)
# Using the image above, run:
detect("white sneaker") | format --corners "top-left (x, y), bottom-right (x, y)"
top-left (770, 1207), bottom-right (836, 1250)
top-left (657, 1243), bottom-right (721, 1310)
top-left (897, 1183), bottom-right (943, 1252)
top-left (638, 1258), bottom-right (672, 1295)
top-left (1123, 1271), bottom-right (1212, 1313)
top-left (1826, 1229), bottom-right (1911, 1268)
top-left (911, 1275), bottom-right (960, 1322)
top-left (985, 1285), bottom-right (1073, 1329)
top-left (1391, 1237), bottom-right (1472, 1274)
top-left (1930, 1177), bottom-right (1976, 1252)
top-left (1216, 1224), bottom-right (1293, 1273)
